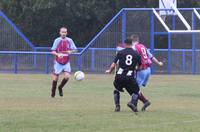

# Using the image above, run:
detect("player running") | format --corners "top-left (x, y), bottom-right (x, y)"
top-left (51, 27), bottom-right (77, 98)
top-left (130, 34), bottom-right (163, 111)
top-left (106, 38), bottom-right (141, 112)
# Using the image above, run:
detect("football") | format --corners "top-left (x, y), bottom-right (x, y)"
top-left (74, 71), bottom-right (85, 81)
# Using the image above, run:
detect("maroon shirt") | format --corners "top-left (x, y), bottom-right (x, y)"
top-left (51, 37), bottom-right (77, 65)
top-left (134, 43), bottom-right (153, 70)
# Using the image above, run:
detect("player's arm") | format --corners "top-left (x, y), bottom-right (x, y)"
top-left (105, 52), bottom-right (120, 74)
top-left (51, 50), bottom-right (64, 58)
top-left (152, 57), bottom-right (163, 66)
top-left (105, 63), bottom-right (116, 74)
top-left (62, 49), bottom-right (77, 54)
top-left (147, 50), bottom-right (163, 67)
top-left (51, 39), bottom-right (63, 58)
top-left (51, 51), bottom-right (58, 56)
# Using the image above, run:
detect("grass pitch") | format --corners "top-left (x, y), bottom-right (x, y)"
top-left (0, 74), bottom-right (200, 132)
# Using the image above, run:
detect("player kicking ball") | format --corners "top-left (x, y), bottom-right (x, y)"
top-left (130, 34), bottom-right (163, 111)
top-left (51, 27), bottom-right (77, 98)
top-left (106, 38), bottom-right (141, 112)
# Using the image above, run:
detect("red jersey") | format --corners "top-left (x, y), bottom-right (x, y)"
top-left (51, 37), bottom-right (77, 65)
top-left (56, 39), bottom-right (70, 65)
top-left (134, 43), bottom-right (153, 70)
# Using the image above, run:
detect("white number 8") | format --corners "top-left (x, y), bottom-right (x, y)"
top-left (126, 55), bottom-right (133, 65)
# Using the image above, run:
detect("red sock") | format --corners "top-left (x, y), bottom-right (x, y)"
top-left (51, 80), bottom-right (57, 97)
top-left (139, 92), bottom-right (148, 104)
top-left (58, 78), bottom-right (69, 89)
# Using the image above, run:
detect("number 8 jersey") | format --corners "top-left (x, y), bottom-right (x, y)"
top-left (114, 48), bottom-right (141, 76)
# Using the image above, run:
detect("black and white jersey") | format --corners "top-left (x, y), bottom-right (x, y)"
top-left (113, 48), bottom-right (141, 77)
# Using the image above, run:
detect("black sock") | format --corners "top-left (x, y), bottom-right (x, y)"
top-left (58, 78), bottom-right (69, 89)
top-left (134, 99), bottom-right (138, 107)
top-left (113, 90), bottom-right (120, 106)
top-left (130, 93), bottom-right (139, 105)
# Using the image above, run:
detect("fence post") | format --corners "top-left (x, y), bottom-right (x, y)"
top-left (77, 54), bottom-right (82, 71)
top-left (150, 11), bottom-right (155, 74)
top-left (33, 48), bottom-right (37, 68)
top-left (192, 11), bottom-right (196, 74)
top-left (182, 50), bottom-right (186, 73)
top-left (121, 10), bottom-right (126, 43)
top-left (168, 33), bottom-right (172, 74)
top-left (91, 48), bottom-right (95, 71)
top-left (13, 53), bottom-right (18, 74)
top-left (45, 54), bottom-right (49, 74)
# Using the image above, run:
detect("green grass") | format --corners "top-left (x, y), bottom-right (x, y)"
top-left (0, 74), bottom-right (200, 132)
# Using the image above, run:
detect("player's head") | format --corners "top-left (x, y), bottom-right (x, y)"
top-left (60, 27), bottom-right (68, 38)
top-left (130, 34), bottom-right (139, 44)
top-left (124, 38), bottom-right (133, 48)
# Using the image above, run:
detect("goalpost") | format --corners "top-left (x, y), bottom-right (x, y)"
top-left (154, 0), bottom-right (200, 74)
top-left (158, 0), bottom-right (200, 33)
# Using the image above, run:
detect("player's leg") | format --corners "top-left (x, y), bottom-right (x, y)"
top-left (51, 62), bottom-right (62, 98)
top-left (58, 72), bottom-right (70, 96)
top-left (136, 70), bottom-right (149, 104)
top-left (139, 67), bottom-right (151, 111)
top-left (141, 67), bottom-right (151, 87)
top-left (58, 63), bottom-right (71, 97)
top-left (139, 91), bottom-right (149, 105)
top-left (136, 70), bottom-right (144, 87)
top-left (113, 90), bottom-right (120, 112)
top-left (139, 91), bottom-right (151, 111)
top-left (126, 78), bottom-right (140, 112)
top-left (51, 73), bottom-right (59, 98)
top-left (113, 76), bottom-right (124, 112)
top-left (137, 69), bottom-right (150, 105)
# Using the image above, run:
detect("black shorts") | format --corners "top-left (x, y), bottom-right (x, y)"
top-left (113, 75), bottom-right (139, 96)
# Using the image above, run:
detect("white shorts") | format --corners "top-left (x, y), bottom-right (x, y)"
top-left (54, 61), bottom-right (71, 75)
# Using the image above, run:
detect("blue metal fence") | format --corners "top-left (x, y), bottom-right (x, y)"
top-left (0, 10), bottom-right (35, 51)
top-left (0, 8), bottom-right (200, 74)
top-left (1, 48), bottom-right (200, 74)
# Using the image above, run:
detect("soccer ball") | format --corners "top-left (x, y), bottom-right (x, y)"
top-left (74, 71), bottom-right (85, 81)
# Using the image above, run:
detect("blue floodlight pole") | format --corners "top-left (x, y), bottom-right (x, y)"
top-left (168, 32), bottom-right (172, 74)
top-left (192, 11), bottom-right (196, 74)
top-left (150, 11), bottom-right (155, 74)
top-left (122, 10), bottom-right (126, 43)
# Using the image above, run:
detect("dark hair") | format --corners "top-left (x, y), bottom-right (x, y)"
top-left (130, 34), bottom-right (139, 42)
top-left (124, 38), bottom-right (132, 45)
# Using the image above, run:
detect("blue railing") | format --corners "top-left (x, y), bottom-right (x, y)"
top-left (0, 51), bottom-right (81, 74)
top-left (1, 48), bottom-right (200, 74)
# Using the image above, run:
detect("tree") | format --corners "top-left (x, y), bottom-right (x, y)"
top-left (0, 0), bottom-right (199, 47)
